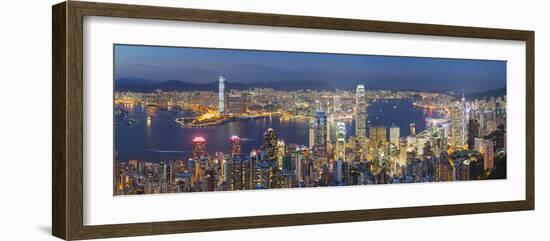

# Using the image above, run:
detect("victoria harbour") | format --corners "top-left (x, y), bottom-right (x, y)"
top-left (116, 98), bottom-right (429, 162)
top-left (114, 44), bottom-right (507, 195)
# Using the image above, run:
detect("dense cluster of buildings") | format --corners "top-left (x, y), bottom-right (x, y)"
top-left (114, 77), bottom-right (507, 195)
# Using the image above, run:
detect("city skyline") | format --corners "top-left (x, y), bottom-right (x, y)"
top-left (115, 44), bottom-right (506, 93)
top-left (114, 45), bottom-right (507, 195)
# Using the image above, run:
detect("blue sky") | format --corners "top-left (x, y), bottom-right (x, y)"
top-left (114, 44), bottom-right (506, 93)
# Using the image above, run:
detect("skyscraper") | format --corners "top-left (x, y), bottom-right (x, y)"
top-left (336, 122), bottom-right (346, 162)
top-left (355, 85), bottom-right (367, 138)
top-left (218, 76), bottom-right (225, 113)
top-left (313, 108), bottom-right (328, 164)
top-left (409, 123), bottom-right (416, 136)
top-left (484, 139), bottom-right (494, 170)
top-left (308, 118), bottom-right (315, 149)
top-left (230, 155), bottom-right (243, 190)
top-left (461, 95), bottom-right (469, 147)
top-left (263, 128), bottom-right (278, 162)
top-left (192, 136), bottom-right (207, 159)
top-left (479, 110), bottom-right (486, 137)
top-left (450, 103), bottom-right (464, 149)
top-left (277, 140), bottom-right (286, 170)
top-left (230, 135), bottom-right (241, 157)
top-left (370, 126), bottom-right (387, 147)
top-left (467, 119), bottom-right (480, 149)
top-left (390, 125), bottom-right (400, 148)
top-left (249, 150), bottom-right (258, 189)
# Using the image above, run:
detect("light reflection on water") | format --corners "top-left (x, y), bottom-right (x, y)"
top-left (115, 99), bottom-right (433, 162)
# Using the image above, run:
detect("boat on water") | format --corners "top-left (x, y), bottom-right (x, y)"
top-left (175, 117), bottom-right (198, 127)
top-left (126, 118), bottom-right (139, 126)
top-left (114, 108), bottom-right (127, 119)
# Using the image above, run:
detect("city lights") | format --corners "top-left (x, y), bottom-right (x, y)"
top-left (114, 81), bottom-right (507, 195)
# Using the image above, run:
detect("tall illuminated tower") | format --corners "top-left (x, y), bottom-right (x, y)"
top-left (336, 122), bottom-right (346, 162)
top-left (263, 128), bottom-right (278, 161)
top-left (484, 139), bottom-right (494, 170)
top-left (370, 126), bottom-right (387, 146)
top-left (313, 106), bottom-right (328, 164)
top-left (460, 95), bottom-right (468, 147)
top-left (390, 125), bottom-right (400, 147)
top-left (450, 103), bottom-right (464, 149)
top-left (218, 76), bottom-right (225, 113)
top-left (192, 136), bottom-right (207, 159)
top-left (309, 118), bottom-right (315, 149)
top-left (277, 140), bottom-right (286, 170)
top-left (355, 85), bottom-right (367, 138)
top-left (409, 123), bottom-right (416, 136)
top-left (230, 135), bottom-right (241, 157)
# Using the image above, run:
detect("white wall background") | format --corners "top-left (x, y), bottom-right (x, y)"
top-left (0, 0), bottom-right (547, 240)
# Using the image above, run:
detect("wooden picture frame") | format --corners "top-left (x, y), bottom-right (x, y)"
top-left (52, 1), bottom-right (534, 240)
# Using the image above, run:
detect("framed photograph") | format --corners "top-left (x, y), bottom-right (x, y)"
top-left (52, 1), bottom-right (534, 240)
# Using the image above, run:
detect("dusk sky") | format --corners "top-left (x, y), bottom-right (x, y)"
top-left (114, 44), bottom-right (506, 93)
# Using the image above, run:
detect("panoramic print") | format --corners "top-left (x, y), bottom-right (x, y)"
top-left (113, 44), bottom-right (507, 195)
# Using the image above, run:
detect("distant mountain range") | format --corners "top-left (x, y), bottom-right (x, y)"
top-left (115, 77), bottom-right (335, 92)
top-left (466, 86), bottom-right (506, 99)
top-left (115, 77), bottom-right (506, 98)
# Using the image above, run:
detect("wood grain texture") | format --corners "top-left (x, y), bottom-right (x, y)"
top-left (74, 201), bottom-right (530, 240)
top-left (72, 1), bottom-right (533, 40)
top-left (51, 1), bottom-right (535, 240)
top-left (525, 32), bottom-right (535, 210)
top-left (52, 2), bottom-right (67, 239)
top-left (66, 1), bottom-right (85, 240)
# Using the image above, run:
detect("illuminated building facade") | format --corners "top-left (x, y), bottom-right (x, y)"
top-left (484, 139), bottom-right (494, 170)
top-left (230, 135), bottom-right (241, 157)
top-left (230, 155), bottom-right (244, 190)
top-left (336, 122), bottom-right (346, 162)
top-left (370, 126), bottom-right (387, 147)
top-left (467, 119), bottom-right (480, 149)
top-left (461, 95), bottom-right (469, 147)
top-left (409, 123), bottom-right (416, 136)
top-left (308, 119), bottom-right (315, 149)
top-left (192, 137), bottom-right (207, 159)
top-left (263, 128), bottom-right (278, 162)
top-left (355, 85), bottom-right (367, 138)
top-left (277, 140), bottom-right (286, 170)
top-left (450, 104), bottom-right (464, 149)
top-left (390, 125), bottom-right (400, 148)
top-left (218, 76), bottom-right (225, 113)
top-left (115, 83), bottom-right (507, 195)
top-left (313, 108), bottom-right (328, 164)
